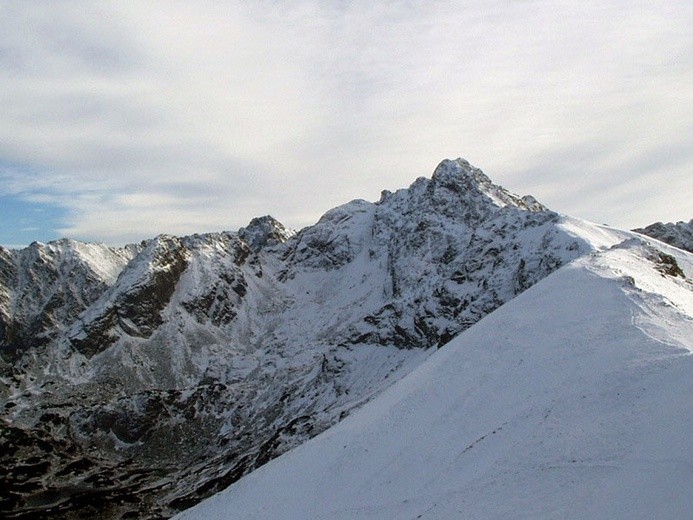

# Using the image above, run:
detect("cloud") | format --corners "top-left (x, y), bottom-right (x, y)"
top-left (0, 0), bottom-right (691, 244)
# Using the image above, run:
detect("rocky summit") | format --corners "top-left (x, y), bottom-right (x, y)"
top-left (1, 158), bottom-right (632, 519)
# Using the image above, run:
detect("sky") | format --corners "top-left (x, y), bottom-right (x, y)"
top-left (0, 1), bottom-right (691, 247)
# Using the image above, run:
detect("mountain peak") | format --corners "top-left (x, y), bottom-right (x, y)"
top-left (427, 157), bottom-right (549, 214)
top-left (238, 215), bottom-right (293, 251)
top-left (431, 157), bottom-right (491, 185)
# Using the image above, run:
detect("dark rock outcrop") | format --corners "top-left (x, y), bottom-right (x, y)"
top-left (634, 218), bottom-right (693, 253)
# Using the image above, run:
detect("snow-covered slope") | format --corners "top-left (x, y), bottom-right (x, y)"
top-left (177, 237), bottom-right (693, 520)
top-left (634, 218), bottom-right (693, 253)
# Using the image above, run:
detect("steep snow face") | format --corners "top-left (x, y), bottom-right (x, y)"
top-left (177, 238), bottom-right (693, 520)
top-left (0, 158), bottom-right (638, 519)
top-left (634, 218), bottom-right (693, 253)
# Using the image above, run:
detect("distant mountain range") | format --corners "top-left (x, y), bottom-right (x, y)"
top-left (1, 158), bottom-right (690, 519)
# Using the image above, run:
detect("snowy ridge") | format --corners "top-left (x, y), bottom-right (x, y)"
top-left (177, 238), bottom-right (693, 520)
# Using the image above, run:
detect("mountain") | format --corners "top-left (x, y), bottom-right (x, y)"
top-left (176, 235), bottom-right (693, 520)
top-left (2, 158), bottom-right (686, 519)
top-left (634, 219), bottom-right (693, 253)
top-left (0, 239), bottom-right (138, 363)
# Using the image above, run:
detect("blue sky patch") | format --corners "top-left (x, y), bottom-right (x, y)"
top-left (0, 194), bottom-right (67, 249)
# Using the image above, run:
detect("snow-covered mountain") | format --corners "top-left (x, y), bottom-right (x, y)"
top-left (176, 234), bottom-right (693, 520)
top-left (2, 158), bottom-right (689, 519)
top-left (0, 239), bottom-right (138, 363)
top-left (634, 218), bottom-right (693, 253)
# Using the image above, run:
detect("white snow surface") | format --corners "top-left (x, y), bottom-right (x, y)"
top-left (177, 239), bottom-right (693, 520)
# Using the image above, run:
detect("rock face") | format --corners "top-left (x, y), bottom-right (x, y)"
top-left (0, 240), bottom-right (138, 363)
top-left (1, 158), bottom-right (601, 519)
top-left (634, 219), bottom-right (693, 253)
top-left (238, 215), bottom-right (293, 251)
top-left (68, 236), bottom-right (191, 358)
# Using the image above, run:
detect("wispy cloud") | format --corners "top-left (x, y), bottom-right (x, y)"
top-left (0, 0), bottom-right (691, 244)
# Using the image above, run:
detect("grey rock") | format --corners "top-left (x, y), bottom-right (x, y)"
top-left (634, 218), bottom-right (693, 253)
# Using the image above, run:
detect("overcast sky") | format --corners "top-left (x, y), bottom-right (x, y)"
top-left (1, 1), bottom-right (691, 247)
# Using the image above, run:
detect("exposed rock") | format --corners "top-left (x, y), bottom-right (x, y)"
top-left (68, 236), bottom-right (190, 357)
top-left (238, 215), bottom-right (293, 252)
top-left (634, 218), bottom-right (693, 253)
top-left (0, 241), bottom-right (137, 363)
